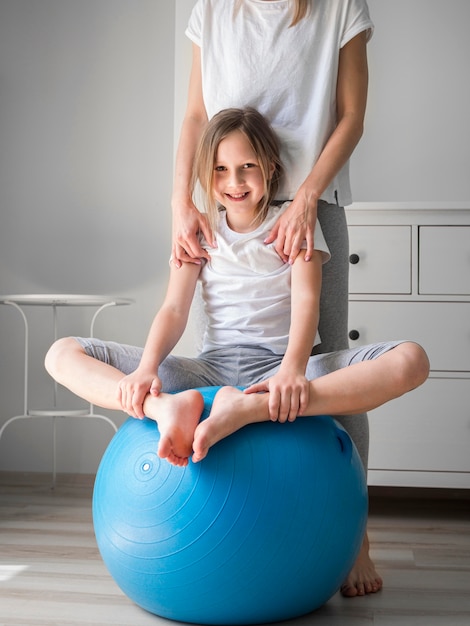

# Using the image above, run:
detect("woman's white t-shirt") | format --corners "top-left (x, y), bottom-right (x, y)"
top-left (199, 203), bottom-right (330, 355)
top-left (186, 0), bottom-right (374, 206)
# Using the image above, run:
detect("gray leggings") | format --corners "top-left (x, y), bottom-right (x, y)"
top-left (316, 201), bottom-right (370, 469)
top-left (76, 337), bottom-right (403, 468)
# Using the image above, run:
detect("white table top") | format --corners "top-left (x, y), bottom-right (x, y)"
top-left (0, 294), bottom-right (133, 307)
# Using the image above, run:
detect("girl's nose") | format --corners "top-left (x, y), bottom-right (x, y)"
top-left (228, 169), bottom-right (245, 187)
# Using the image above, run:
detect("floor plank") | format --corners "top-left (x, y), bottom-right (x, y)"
top-left (1, 479), bottom-right (469, 626)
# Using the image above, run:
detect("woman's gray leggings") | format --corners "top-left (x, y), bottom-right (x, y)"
top-left (316, 200), bottom-right (370, 471)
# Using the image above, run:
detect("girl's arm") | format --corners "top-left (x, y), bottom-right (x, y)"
top-left (244, 249), bottom-right (323, 421)
top-left (265, 30), bottom-right (369, 263)
top-left (117, 261), bottom-right (201, 417)
top-left (171, 43), bottom-right (213, 266)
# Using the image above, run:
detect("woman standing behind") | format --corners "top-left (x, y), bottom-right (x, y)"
top-left (171, 0), bottom-right (377, 598)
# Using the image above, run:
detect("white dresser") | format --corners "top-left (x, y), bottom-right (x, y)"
top-left (345, 202), bottom-right (470, 489)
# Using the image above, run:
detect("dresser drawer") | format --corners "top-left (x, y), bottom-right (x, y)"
top-left (419, 226), bottom-right (470, 295)
top-left (367, 377), bottom-right (470, 477)
top-left (348, 301), bottom-right (470, 371)
top-left (348, 226), bottom-right (411, 294)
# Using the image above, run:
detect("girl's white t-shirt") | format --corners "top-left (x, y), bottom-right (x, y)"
top-left (186, 0), bottom-right (374, 206)
top-left (199, 203), bottom-right (330, 355)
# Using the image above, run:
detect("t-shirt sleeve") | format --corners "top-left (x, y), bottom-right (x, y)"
top-left (341, 0), bottom-right (374, 48)
top-left (185, 0), bottom-right (204, 47)
top-left (313, 220), bottom-right (331, 265)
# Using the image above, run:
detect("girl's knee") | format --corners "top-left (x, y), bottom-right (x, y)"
top-left (44, 337), bottom-right (84, 377)
top-left (398, 342), bottom-right (430, 390)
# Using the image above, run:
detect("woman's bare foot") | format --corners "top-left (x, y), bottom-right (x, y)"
top-left (340, 532), bottom-right (383, 597)
top-left (192, 386), bottom-right (267, 463)
top-left (144, 389), bottom-right (204, 467)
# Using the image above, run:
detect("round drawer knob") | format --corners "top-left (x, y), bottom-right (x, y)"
top-left (349, 329), bottom-right (360, 341)
top-left (349, 253), bottom-right (360, 265)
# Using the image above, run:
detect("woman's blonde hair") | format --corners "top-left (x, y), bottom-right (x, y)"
top-left (192, 107), bottom-right (284, 233)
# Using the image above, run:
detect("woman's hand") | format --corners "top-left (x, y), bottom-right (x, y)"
top-left (116, 370), bottom-right (162, 419)
top-left (171, 199), bottom-right (214, 267)
top-left (244, 370), bottom-right (310, 423)
top-left (264, 191), bottom-right (318, 264)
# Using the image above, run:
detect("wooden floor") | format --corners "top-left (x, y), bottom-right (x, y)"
top-left (1, 475), bottom-right (469, 626)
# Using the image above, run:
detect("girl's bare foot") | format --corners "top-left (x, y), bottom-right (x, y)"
top-left (340, 532), bottom-right (383, 597)
top-left (144, 389), bottom-right (204, 467)
top-left (192, 386), bottom-right (267, 463)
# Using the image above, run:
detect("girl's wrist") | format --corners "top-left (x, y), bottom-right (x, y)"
top-left (279, 359), bottom-right (307, 376)
top-left (171, 194), bottom-right (193, 211)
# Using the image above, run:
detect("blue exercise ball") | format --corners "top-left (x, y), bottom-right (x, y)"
top-left (93, 386), bottom-right (367, 625)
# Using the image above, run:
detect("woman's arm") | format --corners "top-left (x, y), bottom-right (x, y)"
top-left (117, 261), bottom-right (201, 417)
top-left (244, 249), bottom-right (323, 422)
top-left (266, 30), bottom-right (369, 263)
top-left (171, 43), bottom-right (213, 266)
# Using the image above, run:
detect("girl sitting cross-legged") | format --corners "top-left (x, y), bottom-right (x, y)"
top-left (45, 106), bottom-right (429, 471)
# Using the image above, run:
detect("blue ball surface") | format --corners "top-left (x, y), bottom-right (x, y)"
top-left (93, 386), bottom-right (367, 625)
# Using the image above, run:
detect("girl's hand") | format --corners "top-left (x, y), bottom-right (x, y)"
top-left (244, 372), bottom-right (310, 423)
top-left (172, 200), bottom-right (214, 267)
top-left (117, 370), bottom-right (162, 419)
top-left (264, 192), bottom-right (317, 264)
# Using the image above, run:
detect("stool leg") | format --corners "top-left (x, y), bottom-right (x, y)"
top-left (52, 416), bottom-right (57, 488)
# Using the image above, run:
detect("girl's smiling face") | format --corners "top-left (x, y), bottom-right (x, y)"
top-left (213, 130), bottom-right (272, 232)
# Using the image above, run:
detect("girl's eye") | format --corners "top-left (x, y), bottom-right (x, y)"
top-left (214, 163), bottom-right (257, 172)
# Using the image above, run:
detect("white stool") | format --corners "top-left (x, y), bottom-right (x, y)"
top-left (0, 294), bottom-right (133, 486)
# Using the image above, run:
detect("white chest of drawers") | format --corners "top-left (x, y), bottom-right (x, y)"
top-left (345, 202), bottom-right (470, 488)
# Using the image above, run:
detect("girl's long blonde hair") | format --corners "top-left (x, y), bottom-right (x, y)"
top-left (291, 0), bottom-right (310, 26)
top-left (192, 107), bottom-right (284, 234)
top-left (234, 0), bottom-right (310, 26)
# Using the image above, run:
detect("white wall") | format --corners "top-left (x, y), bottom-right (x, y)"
top-left (0, 0), bottom-right (177, 474)
top-left (352, 0), bottom-right (470, 202)
top-left (174, 1), bottom-right (194, 153)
